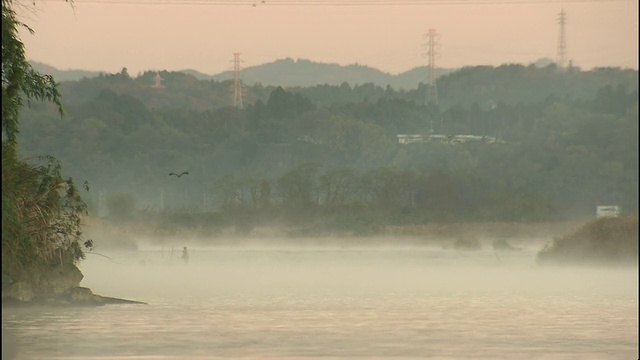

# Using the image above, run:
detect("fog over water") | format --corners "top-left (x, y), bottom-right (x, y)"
top-left (82, 243), bottom-right (635, 299)
top-left (3, 239), bottom-right (638, 359)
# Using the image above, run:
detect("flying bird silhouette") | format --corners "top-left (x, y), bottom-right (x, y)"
top-left (169, 171), bottom-right (189, 178)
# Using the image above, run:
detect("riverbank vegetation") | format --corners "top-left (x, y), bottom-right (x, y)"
top-left (537, 214), bottom-right (638, 265)
top-left (2, 0), bottom-right (93, 302)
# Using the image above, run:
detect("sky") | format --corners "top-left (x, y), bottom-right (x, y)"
top-left (16, 0), bottom-right (638, 76)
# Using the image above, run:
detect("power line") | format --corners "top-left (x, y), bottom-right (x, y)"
top-left (40, 0), bottom-right (633, 5)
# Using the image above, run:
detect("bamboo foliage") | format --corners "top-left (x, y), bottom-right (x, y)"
top-left (2, 0), bottom-right (88, 287)
top-left (3, 156), bottom-right (90, 281)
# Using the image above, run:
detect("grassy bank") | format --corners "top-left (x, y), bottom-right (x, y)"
top-left (537, 214), bottom-right (638, 265)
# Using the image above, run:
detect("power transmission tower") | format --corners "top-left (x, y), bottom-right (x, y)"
top-left (556, 9), bottom-right (567, 70)
top-left (423, 29), bottom-right (440, 106)
top-left (232, 52), bottom-right (244, 109)
top-left (422, 28), bottom-right (441, 132)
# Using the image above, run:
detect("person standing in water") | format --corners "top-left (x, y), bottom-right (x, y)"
top-left (181, 246), bottom-right (190, 264)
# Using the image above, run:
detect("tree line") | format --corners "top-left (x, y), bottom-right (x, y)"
top-left (17, 64), bottom-right (639, 234)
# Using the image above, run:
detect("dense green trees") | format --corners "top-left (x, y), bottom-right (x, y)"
top-left (2, 0), bottom-right (91, 290)
top-left (15, 60), bottom-right (639, 233)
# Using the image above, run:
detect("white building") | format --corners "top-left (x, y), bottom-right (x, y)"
top-left (596, 205), bottom-right (620, 218)
top-left (397, 134), bottom-right (424, 144)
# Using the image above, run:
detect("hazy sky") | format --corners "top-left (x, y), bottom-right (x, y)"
top-left (17, 0), bottom-right (638, 76)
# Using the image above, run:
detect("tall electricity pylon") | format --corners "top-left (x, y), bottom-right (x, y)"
top-left (422, 29), bottom-right (441, 132)
top-left (423, 28), bottom-right (440, 107)
top-left (232, 52), bottom-right (244, 109)
top-left (556, 9), bottom-right (567, 69)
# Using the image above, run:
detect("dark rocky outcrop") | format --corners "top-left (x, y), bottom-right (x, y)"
top-left (2, 263), bottom-right (145, 307)
top-left (2, 286), bottom-right (146, 307)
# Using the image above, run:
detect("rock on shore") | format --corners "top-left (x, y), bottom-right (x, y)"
top-left (2, 264), bottom-right (145, 307)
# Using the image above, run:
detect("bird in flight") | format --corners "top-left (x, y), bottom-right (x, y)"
top-left (169, 171), bottom-right (189, 178)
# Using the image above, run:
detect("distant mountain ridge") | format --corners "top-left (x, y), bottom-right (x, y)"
top-left (29, 61), bottom-right (104, 82)
top-left (29, 57), bottom-right (602, 91)
top-left (30, 58), bottom-right (455, 90)
top-left (198, 58), bottom-right (455, 89)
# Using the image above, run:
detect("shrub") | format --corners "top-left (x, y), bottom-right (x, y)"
top-left (537, 214), bottom-right (638, 265)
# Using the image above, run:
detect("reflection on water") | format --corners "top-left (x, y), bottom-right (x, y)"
top-left (2, 246), bottom-right (638, 360)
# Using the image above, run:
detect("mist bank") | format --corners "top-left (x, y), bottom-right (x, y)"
top-left (84, 215), bottom-right (578, 250)
top-left (84, 213), bottom-right (638, 268)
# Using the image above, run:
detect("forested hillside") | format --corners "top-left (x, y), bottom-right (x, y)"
top-left (17, 64), bottom-right (638, 232)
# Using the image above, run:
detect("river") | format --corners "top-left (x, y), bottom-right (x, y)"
top-left (2, 244), bottom-right (638, 359)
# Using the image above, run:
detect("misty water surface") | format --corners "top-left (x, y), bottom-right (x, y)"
top-left (3, 244), bottom-right (638, 359)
